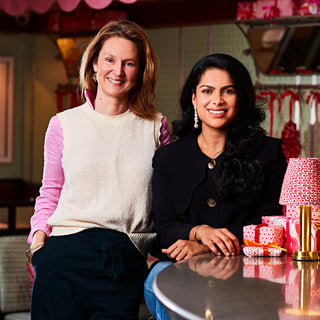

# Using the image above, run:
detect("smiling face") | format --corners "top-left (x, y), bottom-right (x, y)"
top-left (93, 36), bottom-right (139, 103)
top-left (192, 68), bottom-right (238, 134)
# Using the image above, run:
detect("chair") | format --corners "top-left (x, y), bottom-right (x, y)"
top-left (0, 234), bottom-right (152, 320)
top-left (0, 235), bottom-right (31, 320)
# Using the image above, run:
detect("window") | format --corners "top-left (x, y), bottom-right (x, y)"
top-left (0, 57), bottom-right (14, 163)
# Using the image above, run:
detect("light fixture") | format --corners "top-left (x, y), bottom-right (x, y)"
top-left (279, 158), bottom-right (320, 261)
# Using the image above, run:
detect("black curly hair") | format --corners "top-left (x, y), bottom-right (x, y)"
top-left (173, 53), bottom-right (267, 198)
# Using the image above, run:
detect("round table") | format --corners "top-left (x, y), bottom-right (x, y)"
top-left (153, 253), bottom-right (320, 320)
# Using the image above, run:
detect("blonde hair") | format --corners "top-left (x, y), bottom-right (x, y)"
top-left (79, 20), bottom-right (158, 120)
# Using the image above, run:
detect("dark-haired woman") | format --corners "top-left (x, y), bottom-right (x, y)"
top-left (144, 53), bottom-right (287, 319)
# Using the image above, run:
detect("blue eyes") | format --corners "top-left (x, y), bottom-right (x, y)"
top-left (105, 58), bottom-right (134, 67)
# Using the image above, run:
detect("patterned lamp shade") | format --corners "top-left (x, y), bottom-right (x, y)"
top-left (279, 158), bottom-right (320, 206)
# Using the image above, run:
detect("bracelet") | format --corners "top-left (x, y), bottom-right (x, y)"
top-left (193, 224), bottom-right (208, 243)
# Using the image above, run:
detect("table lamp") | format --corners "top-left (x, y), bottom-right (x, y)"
top-left (279, 158), bottom-right (320, 261)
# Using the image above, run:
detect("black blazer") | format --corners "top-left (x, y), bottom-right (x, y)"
top-left (152, 134), bottom-right (287, 251)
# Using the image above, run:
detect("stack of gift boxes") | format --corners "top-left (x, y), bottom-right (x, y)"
top-left (243, 205), bottom-right (320, 257)
top-left (243, 206), bottom-right (320, 315)
top-left (243, 222), bottom-right (285, 257)
top-left (237, 0), bottom-right (320, 20)
top-left (263, 205), bottom-right (320, 255)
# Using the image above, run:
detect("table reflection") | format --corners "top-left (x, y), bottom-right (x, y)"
top-left (154, 254), bottom-right (320, 320)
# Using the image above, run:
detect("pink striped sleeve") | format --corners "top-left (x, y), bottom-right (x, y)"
top-left (159, 116), bottom-right (172, 146)
top-left (28, 116), bottom-right (64, 243)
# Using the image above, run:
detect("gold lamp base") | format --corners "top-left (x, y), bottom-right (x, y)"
top-left (292, 250), bottom-right (319, 261)
top-left (292, 205), bottom-right (320, 261)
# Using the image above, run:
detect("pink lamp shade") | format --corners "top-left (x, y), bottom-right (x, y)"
top-left (279, 158), bottom-right (320, 206)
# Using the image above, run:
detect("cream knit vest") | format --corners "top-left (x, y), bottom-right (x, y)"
top-left (47, 103), bottom-right (163, 257)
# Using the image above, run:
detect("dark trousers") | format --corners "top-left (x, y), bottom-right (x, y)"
top-left (31, 228), bottom-right (148, 320)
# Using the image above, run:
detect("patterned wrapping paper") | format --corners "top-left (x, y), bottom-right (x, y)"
top-left (262, 216), bottom-right (320, 254)
top-left (261, 216), bottom-right (287, 247)
top-left (285, 219), bottom-right (320, 254)
top-left (237, 1), bottom-right (257, 20)
top-left (299, 1), bottom-right (320, 15)
top-left (285, 204), bottom-right (320, 220)
top-left (256, 0), bottom-right (300, 19)
top-left (243, 223), bottom-right (284, 247)
top-left (242, 246), bottom-right (283, 257)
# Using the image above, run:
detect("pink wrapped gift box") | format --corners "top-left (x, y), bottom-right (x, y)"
top-left (262, 215), bottom-right (286, 226)
top-left (256, 0), bottom-right (300, 19)
top-left (243, 246), bottom-right (283, 257)
top-left (262, 216), bottom-right (320, 254)
top-left (243, 223), bottom-right (284, 247)
top-left (299, 1), bottom-right (320, 15)
top-left (285, 218), bottom-right (320, 254)
top-left (237, 1), bottom-right (257, 20)
top-left (285, 204), bottom-right (320, 220)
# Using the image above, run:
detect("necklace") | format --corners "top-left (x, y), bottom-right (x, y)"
top-left (211, 149), bottom-right (224, 159)
top-left (207, 149), bottom-right (224, 169)
top-left (197, 134), bottom-right (225, 160)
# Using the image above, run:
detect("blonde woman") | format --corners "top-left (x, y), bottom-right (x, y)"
top-left (28, 20), bottom-right (171, 320)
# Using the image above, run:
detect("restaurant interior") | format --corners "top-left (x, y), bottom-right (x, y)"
top-left (0, 0), bottom-right (320, 319)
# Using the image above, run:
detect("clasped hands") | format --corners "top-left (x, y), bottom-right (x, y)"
top-left (162, 225), bottom-right (240, 262)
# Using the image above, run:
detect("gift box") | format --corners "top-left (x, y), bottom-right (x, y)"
top-left (285, 218), bottom-right (320, 254)
top-left (237, 1), bottom-right (257, 20)
top-left (244, 223), bottom-right (284, 247)
top-left (262, 215), bottom-right (287, 228)
top-left (285, 204), bottom-right (320, 220)
top-left (256, 0), bottom-right (300, 19)
top-left (243, 245), bottom-right (283, 257)
top-left (262, 216), bottom-right (320, 254)
top-left (299, 1), bottom-right (320, 15)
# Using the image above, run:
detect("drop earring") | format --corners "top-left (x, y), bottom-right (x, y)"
top-left (93, 72), bottom-right (97, 82)
top-left (194, 105), bottom-right (199, 129)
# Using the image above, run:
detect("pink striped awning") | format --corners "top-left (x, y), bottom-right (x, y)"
top-left (0, 0), bottom-right (137, 16)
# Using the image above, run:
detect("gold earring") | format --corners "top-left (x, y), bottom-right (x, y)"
top-left (92, 72), bottom-right (97, 82)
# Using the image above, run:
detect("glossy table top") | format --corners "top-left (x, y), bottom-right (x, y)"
top-left (153, 254), bottom-right (320, 320)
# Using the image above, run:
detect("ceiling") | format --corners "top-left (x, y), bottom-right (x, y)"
top-left (0, 0), bottom-right (239, 33)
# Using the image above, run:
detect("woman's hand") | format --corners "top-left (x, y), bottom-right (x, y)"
top-left (194, 225), bottom-right (240, 256)
top-left (162, 239), bottom-right (211, 262)
top-left (30, 230), bottom-right (47, 251)
top-left (26, 230), bottom-right (47, 263)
